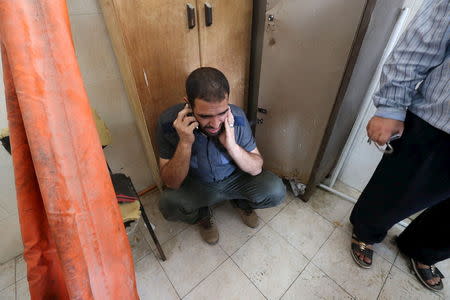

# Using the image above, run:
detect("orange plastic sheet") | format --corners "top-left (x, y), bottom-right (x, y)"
top-left (0, 1), bottom-right (139, 299)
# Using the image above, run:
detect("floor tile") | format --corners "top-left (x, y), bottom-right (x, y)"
top-left (232, 225), bottom-right (309, 300)
top-left (3, 186), bottom-right (443, 299)
top-left (307, 188), bottom-right (353, 225)
top-left (373, 224), bottom-right (402, 263)
top-left (340, 206), bottom-right (402, 263)
top-left (159, 226), bottom-right (227, 297)
top-left (395, 254), bottom-right (450, 300)
top-left (378, 265), bottom-right (439, 300)
top-left (0, 214), bottom-right (23, 263)
top-left (215, 202), bottom-right (264, 256)
top-left (435, 259), bottom-right (450, 300)
top-left (140, 191), bottom-right (189, 252)
top-left (256, 191), bottom-right (295, 223)
top-left (184, 259), bottom-right (265, 300)
top-left (139, 189), bottom-right (158, 207)
top-left (339, 207), bottom-right (353, 234)
top-left (394, 251), bottom-right (411, 275)
top-left (333, 180), bottom-right (362, 200)
top-left (0, 284), bottom-right (15, 300)
top-left (129, 226), bottom-right (152, 263)
top-left (0, 259), bottom-right (15, 291)
top-left (16, 278), bottom-right (30, 300)
top-left (281, 262), bottom-right (352, 299)
top-left (15, 255), bottom-right (27, 282)
top-left (135, 253), bottom-right (179, 300)
top-left (312, 229), bottom-right (391, 299)
top-left (269, 201), bottom-right (334, 259)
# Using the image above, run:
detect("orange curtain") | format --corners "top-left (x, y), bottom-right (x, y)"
top-left (0, 1), bottom-right (139, 299)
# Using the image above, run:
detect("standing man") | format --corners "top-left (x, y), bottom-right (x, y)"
top-left (157, 67), bottom-right (285, 245)
top-left (350, 0), bottom-right (449, 292)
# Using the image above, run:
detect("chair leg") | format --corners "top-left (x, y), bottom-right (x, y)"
top-left (139, 202), bottom-right (167, 261)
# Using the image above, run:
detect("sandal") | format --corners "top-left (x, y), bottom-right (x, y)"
top-left (350, 234), bottom-right (373, 269)
top-left (411, 258), bottom-right (445, 292)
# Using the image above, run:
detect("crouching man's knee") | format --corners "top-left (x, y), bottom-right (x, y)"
top-left (158, 192), bottom-right (180, 221)
top-left (267, 174), bottom-right (286, 206)
top-left (158, 194), bottom-right (170, 221)
top-left (254, 171), bottom-right (286, 208)
top-left (158, 191), bottom-right (202, 224)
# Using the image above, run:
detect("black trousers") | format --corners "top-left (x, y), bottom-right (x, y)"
top-left (350, 112), bottom-right (450, 265)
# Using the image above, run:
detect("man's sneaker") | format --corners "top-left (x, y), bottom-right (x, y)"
top-left (237, 208), bottom-right (259, 228)
top-left (198, 215), bottom-right (219, 245)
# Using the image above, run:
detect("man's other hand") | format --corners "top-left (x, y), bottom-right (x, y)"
top-left (367, 116), bottom-right (404, 146)
top-left (173, 104), bottom-right (199, 145)
top-left (219, 106), bottom-right (237, 150)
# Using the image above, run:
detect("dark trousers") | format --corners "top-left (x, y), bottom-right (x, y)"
top-left (159, 169), bottom-right (286, 224)
top-left (350, 112), bottom-right (450, 265)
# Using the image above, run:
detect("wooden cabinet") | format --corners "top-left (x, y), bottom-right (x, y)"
top-left (99, 0), bottom-right (253, 186)
top-left (198, 0), bottom-right (253, 106)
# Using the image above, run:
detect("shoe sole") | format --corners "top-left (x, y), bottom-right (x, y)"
top-left (205, 239), bottom-right (219, 245)
top-left (410, 258), bottom-right (444, 292)
top-left (244, 221), bottom-right (259, 229)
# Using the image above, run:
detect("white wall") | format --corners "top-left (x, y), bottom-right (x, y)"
top-left (0, 0), bottom-right (154, 263)
top-left (338, 0), bottom-right (424, 192)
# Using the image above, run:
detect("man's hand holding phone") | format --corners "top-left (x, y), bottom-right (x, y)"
top-left (367, 116), bottom-right (404, 146)
top-left (173, 104), bottom-right (199, 146)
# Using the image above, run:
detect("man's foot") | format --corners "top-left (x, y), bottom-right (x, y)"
top-left (237, 208), bottom-right (259, 228)
top-left (350, 234), bottom-right (373, 268)
top-left (411, 258), bottom-right (445, 291)
top-left (198, 215), bottom-right (219, 245)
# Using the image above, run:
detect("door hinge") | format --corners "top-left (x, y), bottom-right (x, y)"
top-left (257, 107), bottom-right (268, 114)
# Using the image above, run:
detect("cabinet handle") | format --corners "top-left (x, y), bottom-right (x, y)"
top-left (187, 3), bottom-right (196, 29)
top-left (204, 3), bottom-right (212, 26)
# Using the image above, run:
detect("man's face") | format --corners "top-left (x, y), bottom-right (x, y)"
top-left (192, 97), bottom-right (229, 136)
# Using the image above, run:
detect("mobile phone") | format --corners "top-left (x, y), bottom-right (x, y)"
top-left (185, 102), bottom-right (193, 117)
top-left (389, 133), bottom-right (402, 142)
top-left (185, 102), bottom-right (198, 130)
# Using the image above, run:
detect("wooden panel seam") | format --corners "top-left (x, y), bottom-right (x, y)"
top-left (196, 0), bottom-right (205, 66)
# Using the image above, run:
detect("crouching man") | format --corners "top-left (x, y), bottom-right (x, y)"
top-left (157, 67), bottom-right (286, 244)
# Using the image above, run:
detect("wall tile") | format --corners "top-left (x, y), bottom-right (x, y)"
top-left (67, 0), bottom-right (101, 15)
top-left (0, 215), bottom-right (23, 263)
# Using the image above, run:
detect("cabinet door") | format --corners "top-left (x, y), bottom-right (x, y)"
top-left (255, 0), bottom-right (366, 183)
top-left (197, 0), bottom-right (253, 109)
top-left (111, 0), bottom-right (201, 141)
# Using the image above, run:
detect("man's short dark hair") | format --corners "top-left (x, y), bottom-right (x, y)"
top-left (186, 67), bottom-right (230, 106)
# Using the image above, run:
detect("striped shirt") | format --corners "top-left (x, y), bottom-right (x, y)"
top-left (373, 0), bottom-right (449, 133)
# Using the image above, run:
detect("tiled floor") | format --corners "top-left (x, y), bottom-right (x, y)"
top-left (1, 184), bottom-right (448, 299)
